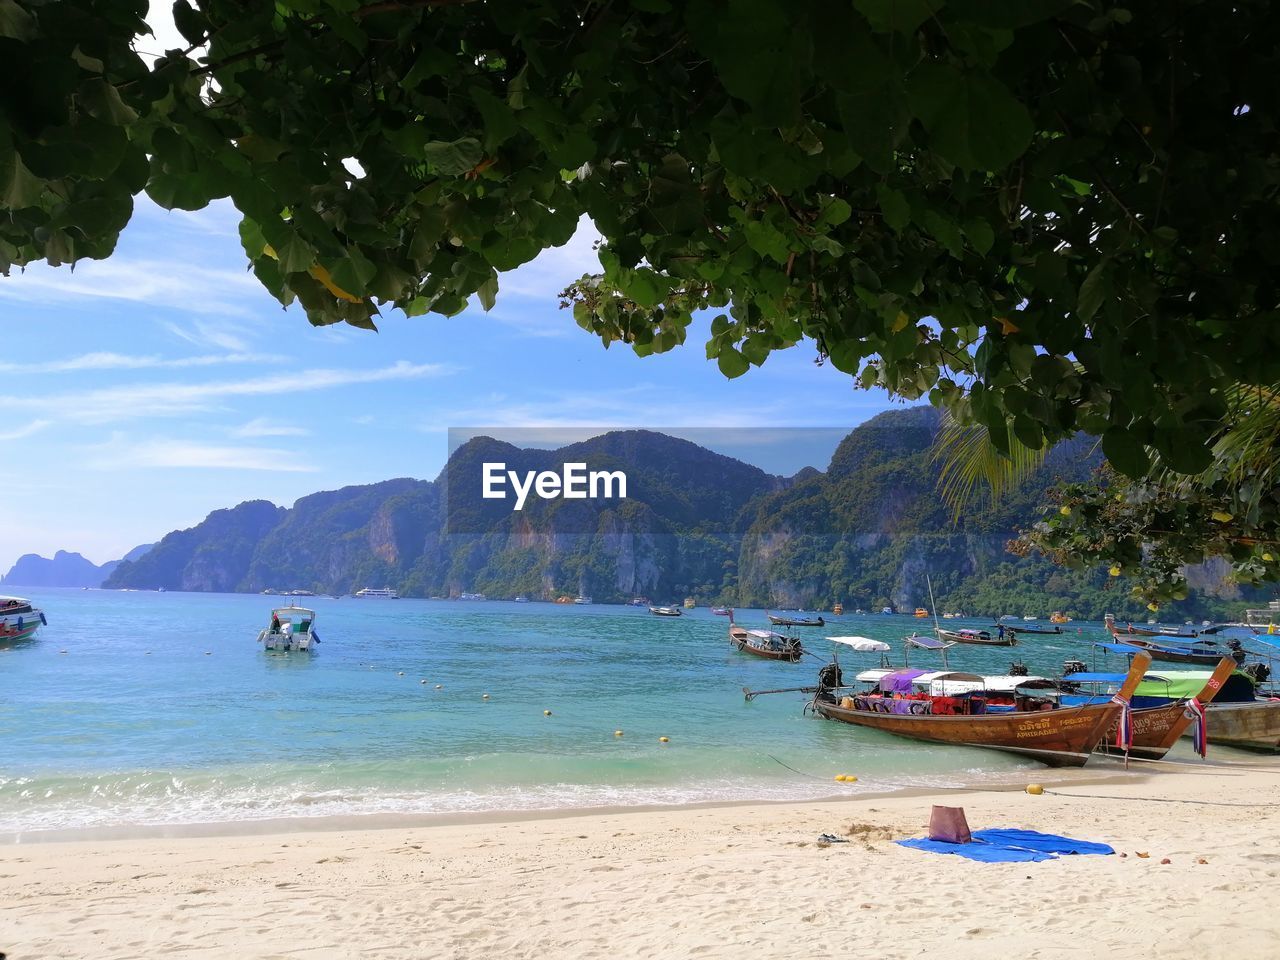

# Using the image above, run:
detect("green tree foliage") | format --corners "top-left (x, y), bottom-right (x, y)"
top-left (6, 0), bottom-right (1280, 592)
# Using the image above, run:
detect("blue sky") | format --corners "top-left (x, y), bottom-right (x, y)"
top-left (0, 11), bottom-right (899, 570)
top-left (0, 197), bottom-right (901, 570)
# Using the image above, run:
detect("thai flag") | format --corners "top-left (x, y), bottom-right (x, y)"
top-left (1184, 700), bottom-right (1209, 758)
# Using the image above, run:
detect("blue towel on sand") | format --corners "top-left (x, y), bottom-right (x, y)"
top-left (896, 829), bottom-right (1114, 863)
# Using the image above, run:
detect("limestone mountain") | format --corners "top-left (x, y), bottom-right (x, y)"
top-left (94, 416), bottom-right (1250, 619)
top-left (2, 544), bottom-right (153, 588)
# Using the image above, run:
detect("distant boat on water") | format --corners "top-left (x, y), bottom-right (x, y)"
top-left (574, 596), bottom-right (592, 605)
top-left (649, 605), bottom-right (682, 617)
top-left (711, 607), bottom-right (733, 616)
top-left (258, 604), bottom-right (320, 653)
top-left (0, 596), bottom-right (46, 643)
top-left (355, 586), bottom-right (399, 599)
top-left (514, 595), bottom-right (530, 603)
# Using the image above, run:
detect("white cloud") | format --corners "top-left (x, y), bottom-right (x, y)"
top-left (0, 419), bottom-right (50, 441)
top-left (0, 360), bottom-right (454, 424)
top-left (232, 417), bottom-right (311, 438)
top-left (89, 438), bottom-right (319, 472)
top-left (0, 351), bottom-right (261, 375)
top-left (0, 258), bottom-right (263, 316)
top-left (162, 319), bottom-right (255, 352)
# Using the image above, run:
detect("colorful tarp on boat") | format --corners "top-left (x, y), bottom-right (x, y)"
top-left (896, 829), bottom-right (1114, 863)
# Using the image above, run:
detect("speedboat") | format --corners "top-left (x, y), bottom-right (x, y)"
top-left (0, 596), bottom-right (45, 643)
top-left (258, 605), bottom-right (320, 653)
top-left (574, 596), bottom-right (593, 604)
top-left (649, 605), bottom-right (683, 617)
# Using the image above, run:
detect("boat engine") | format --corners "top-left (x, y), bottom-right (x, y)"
top-left (1062, 659), bottom-right (1087, 676)
top-left (1008, 660), bottom-right (1030, 677)
top-left (1242, 661), bottom-right (1271, 684)
top-left (1227, 639), bottom-right (1248, 664)
top-left (817, 663), bottom-right (843, 691)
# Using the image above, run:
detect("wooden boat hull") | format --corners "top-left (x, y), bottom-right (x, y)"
top-left (1198, 701), bottom-right (1280, 752)
top-left (813, 697), bottom-right (1119, 766)
top-left (1005, 626), bottom-right (1062, 636)
top-left (938, 629), bottom-right (1017, 647)
top-left (1099, 701), bottom-right (1192, 761)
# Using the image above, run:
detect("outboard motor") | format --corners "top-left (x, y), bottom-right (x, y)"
top-left (1008, 660), bottom-right (1029, 677)
top-left (1242, 661), bottom-right (1271, 684)
top-left (817, 662), bottom-right (843, 691)
top-left (1062, 659), bottom-right (1087, 676)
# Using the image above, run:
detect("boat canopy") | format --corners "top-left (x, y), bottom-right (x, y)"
top-left (906, 634), bottom-right (953, 650)
top-left (915, 671), bottom-right (987, 696)
top-left (1095, 640), bottom-right (1146, 655)
top-left (878, 669), bottom-right (929, 694)
top-left (1061, 671), bottom-right (1130, 684)
top-left (271, 606), bottom-right (316, 619)
top-left (747, 629), bottom-right (785, 640)
top-left (828, 636), bottom-right (891, 652)
top-left (855, 668), bottom-right (893, 683)
top-left (981, 675), bottom-right (1051, 692)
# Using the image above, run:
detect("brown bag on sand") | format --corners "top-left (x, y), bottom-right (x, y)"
top-left (928, 805), bottom-right (972, 844)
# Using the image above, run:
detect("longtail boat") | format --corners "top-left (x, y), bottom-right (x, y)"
top-left (809, 652), bottom-right (1152, 767)
top-left (937, 627), bottom-right (1017, 647)
top-left (1105, 613), bottom-right (1200, 640)
top-left (1064, 659), bottom-right (1280, 753)
top-left (729, 624), bottom-right (804, 662)
top-left (1003, 625), bottom-right (1063, 636)
top-left (1101, 628), bottom-right (1238, 665)
top-left (1054, 658), bottom-right (1238, 760)
top-left (768, 613), bottom-right (825, 627)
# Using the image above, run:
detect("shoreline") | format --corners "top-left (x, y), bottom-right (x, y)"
top-left (6, 753), bottom-right (1266, 845)
top-left (4, 759), bottom-right (1278, 959)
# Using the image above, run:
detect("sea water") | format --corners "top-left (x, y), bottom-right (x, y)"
top-left (0, 590), bottom-right (1119, 835)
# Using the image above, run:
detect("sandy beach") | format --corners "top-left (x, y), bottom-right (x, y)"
top-left (3, 759), bottom-right (1278, 960)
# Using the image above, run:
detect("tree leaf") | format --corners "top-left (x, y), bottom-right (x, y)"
top-left (1077, 261), bottom-right (1110, 322)
top-left (1102, 427), bottom-right (1150, 479)
top-left (876, 185), bottom-right (910, 231)
top-left (716, 346), bottom-right (750, 378)
top-left (424, 138), bottom-right (484, 176)
top-left (907, 63), bottom-right (1032, 171)
top-left (477, 273), bottom-right (498, 311)
top-left (852, 0), bottom-right (944, 33)
top-left (0, 152), bottom-right (42, 208)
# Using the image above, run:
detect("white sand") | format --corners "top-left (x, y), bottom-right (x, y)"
top-left (3, 761), bottom-right (1279, 959)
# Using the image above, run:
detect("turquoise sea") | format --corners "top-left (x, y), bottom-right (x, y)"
top-left (0, 590), bottom-right (1159, 836)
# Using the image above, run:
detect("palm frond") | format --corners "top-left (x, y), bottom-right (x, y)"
top-left (930, 411), bottom-right (1049, 521)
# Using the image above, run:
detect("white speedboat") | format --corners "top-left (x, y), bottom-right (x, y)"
top-left (0, 596), bottom-right (45, 643)
top-left (258, 605), bottom-right (320, 653)
top-left (574, 596), bottom-right (593, 604)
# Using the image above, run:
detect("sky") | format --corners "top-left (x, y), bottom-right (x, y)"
top-left (0, 10), bottom-right (899, 571)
